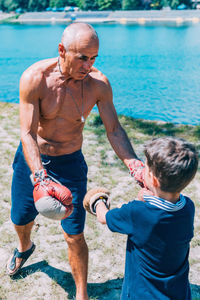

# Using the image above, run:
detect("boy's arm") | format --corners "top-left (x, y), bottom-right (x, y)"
top-left (83, 187), bottom-right (145, 235)
top-left (96, 202), bottom-right (109, 224)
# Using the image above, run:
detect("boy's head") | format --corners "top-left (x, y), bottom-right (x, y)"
top-left (144, 137), bottom-right (199, 194)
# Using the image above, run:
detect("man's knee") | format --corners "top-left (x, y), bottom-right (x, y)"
top-left (14, 221), bottom-right (34, 232)
top-left (63, 232), bottom-right (87, 251)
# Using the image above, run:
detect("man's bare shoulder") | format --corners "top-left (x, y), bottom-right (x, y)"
top-left (89, 67), bottom-right (109, 82)
top-left (88, 67), bottom-right (112, 101)
top-left (89, 67), bottom-right (110, 87)
top-left (20, 57), bottom-right (57, 87)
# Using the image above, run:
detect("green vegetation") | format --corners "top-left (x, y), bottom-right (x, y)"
top-left (87, 112), bottom-right (200, 145)
top-left (0, 0), bottom-right (193, 13)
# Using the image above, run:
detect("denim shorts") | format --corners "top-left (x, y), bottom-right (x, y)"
top-left (11, 142), bottom-right (88, 235)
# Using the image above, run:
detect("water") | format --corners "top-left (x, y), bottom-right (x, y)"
top-left (0, 23), bottom-right (200, 125)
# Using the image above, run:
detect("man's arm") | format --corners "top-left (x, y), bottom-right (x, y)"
top-left (96, 76), bottom-right (138, 168)
top-left (19, 66), bottom-right (73, 212)
top-left (19, 68), bottom-right (43, 174)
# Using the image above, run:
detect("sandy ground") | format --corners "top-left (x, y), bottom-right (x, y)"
top-left (0, 103), bottom-right (199, 299)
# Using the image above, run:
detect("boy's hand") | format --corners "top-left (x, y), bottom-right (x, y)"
top-left (128, 159), bottom-right (145, 187)
top-left (83, 187), bottom-right (110, 215)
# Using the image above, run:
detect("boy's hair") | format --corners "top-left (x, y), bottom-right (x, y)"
top-left (144, 137), bottom-right (199, 193)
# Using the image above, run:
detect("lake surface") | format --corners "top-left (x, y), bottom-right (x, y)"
top-left (0, 23), bottom-right (200, 125)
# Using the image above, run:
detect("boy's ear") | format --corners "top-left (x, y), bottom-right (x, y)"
top-left (152, 174), bottom-right (160, 188)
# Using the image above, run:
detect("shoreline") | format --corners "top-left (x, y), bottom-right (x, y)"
top-left (1, 102), bottom-right (199, 128)
top-left (1, 10), bottom-right (200, 24)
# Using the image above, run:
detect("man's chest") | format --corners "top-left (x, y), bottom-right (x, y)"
top-left (39, 81), bottom-right (98, 122)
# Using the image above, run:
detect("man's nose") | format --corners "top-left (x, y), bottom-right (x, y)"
top-left (83, 60), bottom-right (93, 70)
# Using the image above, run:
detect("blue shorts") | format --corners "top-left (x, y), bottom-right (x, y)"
top-left (11, 142), bottom-right (88, 235)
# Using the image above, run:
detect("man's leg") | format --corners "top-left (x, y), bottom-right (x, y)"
top-left (63, 231), bottom-right (89, 300)
top-left (14, 221), bottom-right (34, 251)
top-left (7, 221), bottom-right (34, 273)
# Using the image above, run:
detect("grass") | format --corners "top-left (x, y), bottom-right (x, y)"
top-left (0, 14), bottom-right (20, 24)
top-left (0, 102), bottom-right (199, 299)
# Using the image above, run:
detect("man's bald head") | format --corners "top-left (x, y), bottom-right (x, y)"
top-left (61, 23), bottom-right (99, 51)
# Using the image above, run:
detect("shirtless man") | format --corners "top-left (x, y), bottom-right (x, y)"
top-left (7, 23), bottom-right (142, 300)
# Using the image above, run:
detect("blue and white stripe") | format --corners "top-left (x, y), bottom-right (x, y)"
top-left (143, 194), bottom-right (186, 212)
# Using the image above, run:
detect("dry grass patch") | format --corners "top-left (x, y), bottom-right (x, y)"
top-left (0, 103), bottom-right (199, 299)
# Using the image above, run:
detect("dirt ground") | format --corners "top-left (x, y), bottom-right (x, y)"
top-left (0, 103), bottom-right (199, 299)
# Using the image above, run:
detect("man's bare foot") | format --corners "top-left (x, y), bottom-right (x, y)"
top-left (6, 242), bottom-right (36, 276)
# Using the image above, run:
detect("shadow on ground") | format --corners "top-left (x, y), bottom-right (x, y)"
top-left (10, 260), bottom-right (200, 299)
top-left (10, 260), bottom-right (123, 299)
top-left (191, 284), bottom-right (200, 300)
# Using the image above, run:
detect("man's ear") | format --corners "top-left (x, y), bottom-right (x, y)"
top-left (58, 43), bottom-right (66, 58)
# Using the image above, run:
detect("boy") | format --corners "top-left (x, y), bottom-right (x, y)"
top-left (86, 137), bottom-right (199, 299)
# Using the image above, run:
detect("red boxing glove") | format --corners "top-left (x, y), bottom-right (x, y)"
top-left (128, 159), bottom-right (145, 187)
top-left (31, 169), bottom-right (73, 220)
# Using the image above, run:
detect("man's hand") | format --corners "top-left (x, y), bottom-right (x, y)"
top-left (128, 159), bottom-right (145, 187)
top-left (128, 159), bottom-right (155, 201)
top-left (83, 187), bottom-right (110, 216)
top-left (31, 169), bottom-right (73, 220)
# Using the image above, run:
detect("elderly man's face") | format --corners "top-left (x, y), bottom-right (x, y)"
top-left (64, 37), bottom-right (99, 80)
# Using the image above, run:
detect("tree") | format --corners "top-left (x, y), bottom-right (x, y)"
top-left (28, 0), bottom-right (49, 11)
top-left (170, 0), bottom-right (180, 8)
top-left (67, 0), bottom-right (79, 5)
top-left (148, 0), bottom-right (161, 9)
top-left (2, 0), bottom-right (18, 11)
top-left (97, 0), bottom-right (121, 10)
top-left (161, 0), bottom-right (170, 6)
top-left (49, 0), bottom-right (80, 8)
top-left (78, 0), bottom-right (99, 10)
top-left (0, 0), bottom-right (6, 11)
top-left (1, 0), bottom-right (28, 11)
top-left (122, 0), bottom-right (141, 9)
top-left (16, 0), bottom-right (29, 10)
top-left (49, 0), bottom-right (68, 7)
